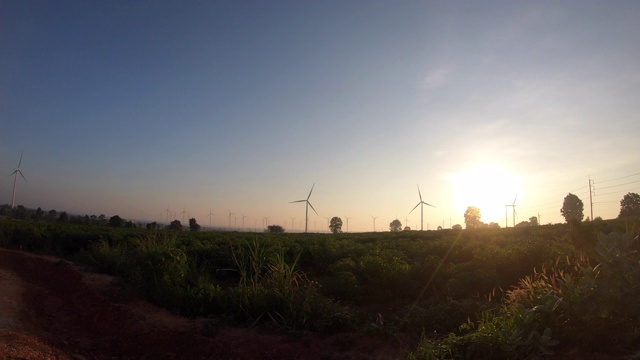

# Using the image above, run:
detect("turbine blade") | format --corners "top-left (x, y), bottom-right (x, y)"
top-left (290, 200), bottom-right (306, 203)
top-left (17, 151), bottom-right (23, 168)
top-left (417, 184), bottom-right (423, 201)
top-left (18, 171), bottom-right (26, 183)
top-left (409, 203), bottom-right (420, 214)
top-left (424, 202), bottom-right (435, 208)
top-left (513, 195), bottom-right (517, 205)
top-left (308, 201), bottom-right (318, 215)
top-left (307, 183), bottom-right (315, 200)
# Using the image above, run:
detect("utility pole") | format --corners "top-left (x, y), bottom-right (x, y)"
top-left (589, 178), bottom-right (594, 220)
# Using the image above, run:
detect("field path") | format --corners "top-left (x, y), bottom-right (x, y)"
top-left (0, 248), bottom-right (403, 359)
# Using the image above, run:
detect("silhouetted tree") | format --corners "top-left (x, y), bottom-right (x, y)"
top-left (146, 222), bottom-right (159, 230)
top-left (452, 224), bottom-right (462, 230)
top-left (267, 225), bottom-right (285, 233)
top-left (109, 215), bottom-right (124, 227)
top-left (47, 209), bottom-right (57, 222)
top-left (464, 206), bottom-right (482, 229)
top-left (619, 192), bottom-right (640, 218)
top-left (167, 220), bottom-right (182, 230)
top-left (561, 193), bottom-right (584, 224)
top-left (404, 226), bottom-right (411, 231)
top-left (124, 220), bottom-right (136, 228)
top-left (34, 207), bottom-right (44, 221)
top-left (58, 211), bottom-right (69, 223)
top-left (98, 214), bottom-right (107, 225)
top-left (14, 205), bottom-right (28, 220)
top-left (488, 222), bottom-right (500, 229)
top-left (529, 216), bottom-right (538, 226)
top-left (389, 219), bottom-right (402, 232)
top-left (189, 218), bottom-right (201, 232)
top-left (329, 216), bottom-right (343, 233)
top-left (437, 225), bottom-right (443, 231)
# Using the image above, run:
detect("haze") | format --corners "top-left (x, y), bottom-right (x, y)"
top-left (2, 1), bottom-right (639, 232)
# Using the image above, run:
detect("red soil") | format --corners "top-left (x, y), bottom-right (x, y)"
top-left (0, 248), bottom-right (405, 359)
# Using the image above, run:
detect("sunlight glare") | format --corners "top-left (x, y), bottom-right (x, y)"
top-left (451, 165), bottom-right (522, 225)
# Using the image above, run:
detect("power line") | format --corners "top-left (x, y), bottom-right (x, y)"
top-left (594, 179), bottom-right (640, 191)
top-left (595, 187), bottom-right (640, 197)
top-left (596, 172), bottom-right (640, 184)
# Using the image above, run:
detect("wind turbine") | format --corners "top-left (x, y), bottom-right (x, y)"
top-left (290, 184), bottom-right (318, 233)
top-left (505, 195), bottom-right (517, 227)
top-left (163, 206), bottom-right (171, 222)
top-left (241, 214), bottom-right (248, 229)
top-left (9, 151), bottom-right (27, 208)
top-left (208, 209), bottom-right (215, 227)
top-left (290, 217), bottom-right (296, 231)
top-left (345, 216), bottom-right (351, 232)
top-left (227, 209), bottom-right (234, 228)
top-left (181, 207), bottom-right (188, 223)
top-left (409, 185), bottom-right (435, 231)
top-left (371, 216), bottom-right (378, 232)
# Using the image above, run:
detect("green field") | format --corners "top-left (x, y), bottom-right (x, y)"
top-left (1, 215), bottom-right (639, 359)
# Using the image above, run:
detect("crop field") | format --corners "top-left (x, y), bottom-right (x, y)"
top-left (1, 216), bottom-right (639, 359)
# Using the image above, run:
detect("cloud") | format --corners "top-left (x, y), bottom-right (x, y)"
top-left (421, 66), bottom-right (450, 90)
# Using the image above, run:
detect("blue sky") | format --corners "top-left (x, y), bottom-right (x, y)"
top-left (2, 1), bottom-right (639, 231)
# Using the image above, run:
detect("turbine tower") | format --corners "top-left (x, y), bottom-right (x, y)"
top-left (290, 184), bottom-right (318, 233)
top-left (371, 216), bottom-right (378, 232)
top-left (409, 185), bottom-right (435, 231)
top-left (208, 209), bottom-right (215, 227)
top-left (227, 209), bottom-right (234, 229)
top-left (10, 151), bottom-right (27, 208)
top-left (181, 208), bottom-right (188, 223)
top-left (505, 195), bottom-right (517, 227)
top-left (345, 216), bottom-right (351, 232)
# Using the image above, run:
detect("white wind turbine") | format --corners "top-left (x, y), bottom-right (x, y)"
top-left (227, 209), bottom-right (234, 229)
top-left (10, 151), bottom-right (27, 208)
top-left (505, 195), bottom-right (517, 227)
top-left (345, 216), bottom-right (352, 232)
top-left (181, 207), bottom-right (188, 223)
top-left (371, 216), bottom-right (378, 232)
top-left (208, 209), bottom-right (215, 227)
top-left (290, 184), bottom-right (318, 233)
top-left (409, 185), bottom-right (436, 231)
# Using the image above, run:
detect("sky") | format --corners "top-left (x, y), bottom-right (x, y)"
top-left (1, 0), bottom-right (639, 232)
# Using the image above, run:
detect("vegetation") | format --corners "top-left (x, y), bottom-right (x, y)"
top-left (561, 193), bottom-right (584, 224)
top-left (464, 206), bottom-right (481, 229)
top-left (329, 216), bottom-right (342, 234)
top-left (390, 219), bottom-right (402, 232)
top-left (1, 202), bottom-right (640, 358)
top-left (619, 192), bottom-right (640, 218)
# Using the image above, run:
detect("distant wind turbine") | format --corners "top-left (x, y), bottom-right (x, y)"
top-left (371, 216), bottom-right (378, 232)
top-left (345, 216), bottom-right (352, 232)
top-left (505, 195), bottom-right (518, 227)
top-left (409, 185), bottom-right (435, 231)
top-left (9, 151), bottom-right (27, 208)
top-left (208, 209), bottom-right (215, 227)
top-left (290, 217), bottom-right (296, 231)
top-left (163, 206), bottom-right (171, 222)
top-left (290, 184), bottom-right (318, 233)
top-left (241, 214), bottom-right (248, 229)
top-left (181, 208), bottom-right (188, 223)
top-left (227, 209), bottom-right (234, 228)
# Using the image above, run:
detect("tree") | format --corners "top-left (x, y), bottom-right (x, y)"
top-left (47, 209), bottom-right (57, 222)
top-left (146, 222), bottom-right (159, 230)
top-left (167, 220), bottom-right (182, 231)
top-left (329, 216), bottom-right (343, 234)
top-left (34, 207), bottom-right (44, 221)
top-left (452, 224), bottom-right (462, 230)
top-left (488, 222), bottom-right (500, 229)
top-left (464, 206), bottom-right (482, 229)
top-left (189, 218), bottom-right (201, 232)
top-left (58, 211), bottom-right (69, 223)
top-left (404, 226), bottom-right (411, 231)
top-left (389, 219), bottom-right (402, 232)
top-left (619, 192), bottom-right (640, 218)
top-left (267, 225), bottom-right (285, 233)
top-left (529, 216), bottom-right (538, 226)
top-left (108, 215), bottom-right (124, 227)
top-left (561, 193), bottom-right (584, 224)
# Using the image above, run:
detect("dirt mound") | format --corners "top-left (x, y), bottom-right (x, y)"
top-left (0, 249), bottom-right (404, 359)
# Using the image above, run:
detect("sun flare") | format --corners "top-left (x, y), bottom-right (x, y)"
top-left (451, 165), bottom-right (522, 225)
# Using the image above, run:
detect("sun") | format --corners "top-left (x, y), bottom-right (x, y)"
top-left (451, 165), bottom-right (522, 225)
